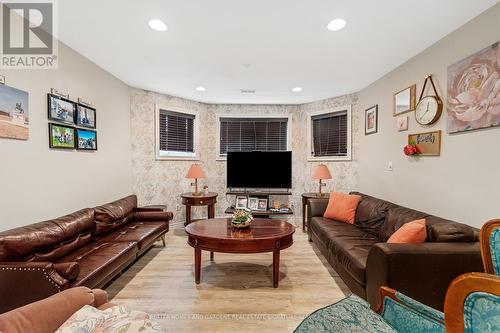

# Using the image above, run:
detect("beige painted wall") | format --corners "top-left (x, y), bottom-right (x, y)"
top-left (0, 42), bottom-right (132, 231)
top-left (130, 88), bottom-right (359, 225)
top-left (357, 3), bottom-right (500, 228)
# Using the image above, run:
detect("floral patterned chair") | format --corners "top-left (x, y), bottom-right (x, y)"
top-left (294, 220), bottom-right (500, 333)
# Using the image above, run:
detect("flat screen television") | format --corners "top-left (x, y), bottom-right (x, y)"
top-left (227, 151), bottom-right (292, 189)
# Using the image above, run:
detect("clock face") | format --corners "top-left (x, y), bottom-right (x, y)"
top-left (415, 96), bottom-right (441, 125)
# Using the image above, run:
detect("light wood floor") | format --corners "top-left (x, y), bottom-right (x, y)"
top-left (106, 221), bottom-right (350, 333)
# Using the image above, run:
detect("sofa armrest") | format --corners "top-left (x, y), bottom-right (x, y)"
top-left (377, 286), bottom-right (445, 332)
top-left (132, 210), bottom-right (173, 222)
top-left (0, 262), bottom-right (69, 313)
top-left (0, 287), bottom-right (108, 333)
top-left (307, 198), bottom-right (329, 218)
top-left (135, 205), bottom-right (167, 212)
top-left (365, 242), bottom-right (482, 311)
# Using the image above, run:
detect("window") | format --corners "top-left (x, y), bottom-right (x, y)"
top-left (217, 116), bottom-right (290, 157)
top-left (307, 105), bottom-right (351, 161)
top-left (155, 105), bottom-right (198, 160)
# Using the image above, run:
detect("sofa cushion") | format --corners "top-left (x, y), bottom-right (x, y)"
top-left (309, 217), bottom-right (379, 285)
top-left (351, 192), bottom-right (397, 238)
top-left (93, 195), bottom-right (137, 237)
top-left (56, 241), bottom-right (137, 288)
top-left (387, 219), bottom-right (427, 244)
top-left (380, 207), bottom-right (428, 242)
top-left (100, 221), bottom-right (167, 251)
top-left (426, 216), bottom-right (478, 242)
top-left (0, 208), bottom-right (95, 261)
top-left (324, 192), bottom-right (361, 224)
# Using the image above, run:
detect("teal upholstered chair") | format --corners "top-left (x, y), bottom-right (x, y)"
top-left (294, 219), bottom-right (500, 333)
top-left (480, 219), bottom-right (500, 276)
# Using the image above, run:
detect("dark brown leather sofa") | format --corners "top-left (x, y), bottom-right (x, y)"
top-left (307, 192), bottom-right (482, 311)
top-left (0, 195), bottom-right (172, 313)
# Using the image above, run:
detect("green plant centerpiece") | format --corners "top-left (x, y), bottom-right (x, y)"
top-left (232, 208), bottom-right (253, 229)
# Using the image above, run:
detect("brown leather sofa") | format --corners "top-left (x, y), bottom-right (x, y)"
top-left (0, 195), bottom-right (172, 313)
top-left (307, 192), bottom-right (482, 311)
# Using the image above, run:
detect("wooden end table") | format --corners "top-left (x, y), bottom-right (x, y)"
top-left (181, 192), bottom-right (218, 226)
top-left (185, 218), bottom-right (295, 288)
top-left (301, 192), bottom-right (330, 231)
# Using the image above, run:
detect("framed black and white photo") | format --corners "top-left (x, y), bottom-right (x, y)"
top-left (247, 197), bottom-right (259, 210)
top-left (365, 105), bottom-right (378, 135)
top-left (235, 196), bottom-right (248, 209)
top-left (256, 198), bottom-right (268, 211)
top-left (76, 104), bottom-right (96, 128)
top-left (48, 94), bottom-right (76, 125)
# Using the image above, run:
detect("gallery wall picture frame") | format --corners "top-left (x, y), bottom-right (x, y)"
top-left (76, 128), bottom-right (98, 151)
top-left (49, 123), bottom-right (76, 149)
top-left (48, 93), bottom-right (76, 125)
top-left (408, 130), bottom-right (441, 156)
top-left (0, 75), bottom-right (5, 85)
top-left (0, 83), bottom-right (29, 140)
top-left (397, 116), bottom-right (409, 132)
top-left (393, 84), bottom-right (416, 116)
top-left (365, 104), bottom-right (378, 135)
top-left (235, 195), bottom-right (248, 209)
top-left (76, 104), bottom-right (96, 129)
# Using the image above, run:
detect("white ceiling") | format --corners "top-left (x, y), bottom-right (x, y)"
top-left (58, 0), bottom-right (497, 104)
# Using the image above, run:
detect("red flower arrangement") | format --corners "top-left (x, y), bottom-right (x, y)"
top-left (403, 142), bottom-right (420, 156)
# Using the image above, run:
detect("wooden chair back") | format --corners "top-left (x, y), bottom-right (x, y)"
top-left (480, 219), bottom-right (500, 275)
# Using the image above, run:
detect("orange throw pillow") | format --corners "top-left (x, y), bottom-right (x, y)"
top-left (387, 219), bottom-right (427, 244)
top-left (323, 192), bottom-right (361, 224)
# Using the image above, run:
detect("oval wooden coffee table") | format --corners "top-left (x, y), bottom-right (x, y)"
top-left (185, 218), bottom-right (295, 288)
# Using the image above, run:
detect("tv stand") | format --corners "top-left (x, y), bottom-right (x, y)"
top-left (225, 189), bottom-right (293, 217)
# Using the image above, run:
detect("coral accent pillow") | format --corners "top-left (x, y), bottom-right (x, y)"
top-left (387, 219), bottom-right (427, 244)
top-left (323, 192), bottom-right (362, 224)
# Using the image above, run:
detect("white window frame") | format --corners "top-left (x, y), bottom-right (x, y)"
top-left (215, 114), bottom-right (292, 161)
top-left (155, 104), bottom-right (200, 161)
top-left (307, 105), bottom-right (352, 162)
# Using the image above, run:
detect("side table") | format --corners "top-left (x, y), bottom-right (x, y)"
top-left (181, 192), bottom-right (218, 226)
top-left (301, 192), bottom-right (330, 231)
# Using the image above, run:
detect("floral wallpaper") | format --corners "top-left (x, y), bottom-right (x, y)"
top-left (130, 88), bottom-right (359, 225)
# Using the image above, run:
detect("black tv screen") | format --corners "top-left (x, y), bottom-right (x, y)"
top-left (227, 151), bottom-right (292, 188)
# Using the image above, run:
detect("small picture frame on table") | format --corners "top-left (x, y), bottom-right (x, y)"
top-left (247, 197), bottom-right (259, 210)
top-left (235, 196), bottom-right (248, 209)
top-left (256, 198), bottom-right (268, 211)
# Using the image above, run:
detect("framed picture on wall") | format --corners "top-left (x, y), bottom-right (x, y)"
top-left (48, 94), bottom-right (76, 125)
top-left (49, 123), bottom-right (75, 149)
top-left (365, 105), bottom-right (378, 135)
top-left (76, 128), bottom-right (97, 150)
top-left (397, 116), bottom-right (408, 132)
top-left (76, 104), bottom-right (96, 128)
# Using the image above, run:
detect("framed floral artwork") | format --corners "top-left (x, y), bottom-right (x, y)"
top-left (397, 116), bottom-right (408, 132)
top-left (447, 41), bottom-right (499, 133)
top-left (365, 105), bottom-right (378, 135)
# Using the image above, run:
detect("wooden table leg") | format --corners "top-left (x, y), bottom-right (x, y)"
top-left (208, 203), bottom-right (215, 218)
top-left (273, 249), bottom-right (280, 288)
top-left (195, 247), bottom-right (201, 284)
top-left (302, 197), bottom-right (307, 231)
top-left (185, 205), bottom-right (191, 226)
top-left (210, 252), bottom-right (214, 261)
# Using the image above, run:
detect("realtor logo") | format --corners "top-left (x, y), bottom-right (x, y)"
top-left (1, 0), bottom-right (58, 69)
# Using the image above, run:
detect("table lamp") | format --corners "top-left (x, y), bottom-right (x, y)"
top-left (312, 164), bottom-right (332, 197)
top-left (186, 164), bottom-right (205, 196)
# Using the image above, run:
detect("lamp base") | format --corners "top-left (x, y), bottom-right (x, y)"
top-left (316, 192), bottom-right (325, 198)
top-left (191, 192), bottom-right (203, 196)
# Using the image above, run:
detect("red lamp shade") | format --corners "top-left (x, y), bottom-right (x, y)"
top-left (186, 164), bottom-right (205, 179)
top-left (312, 164), bottom-right (332, 180)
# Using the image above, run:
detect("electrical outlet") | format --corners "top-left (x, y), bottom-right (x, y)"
top-left (387, 161), bottom-right (393, 171)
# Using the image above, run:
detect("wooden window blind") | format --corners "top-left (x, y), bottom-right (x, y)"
top-left (158, 110), bottom-right (195, 153)
top-left (311, 111), bottom-right (348, 157)
top-left (219, 117), bottom-right (288, 155)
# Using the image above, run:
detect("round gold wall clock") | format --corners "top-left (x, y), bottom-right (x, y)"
top-left (415, 74), bottom-right (443, 126)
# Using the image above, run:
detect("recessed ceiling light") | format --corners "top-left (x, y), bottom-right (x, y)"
top-left (195, 86), bottom-right (206, 92)
top-left (292, 87), bottom-right (303, 92)
top-left (327, 18), bottom-right (347, 31)
top-left (148, 19), bottom-right (167, 32)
